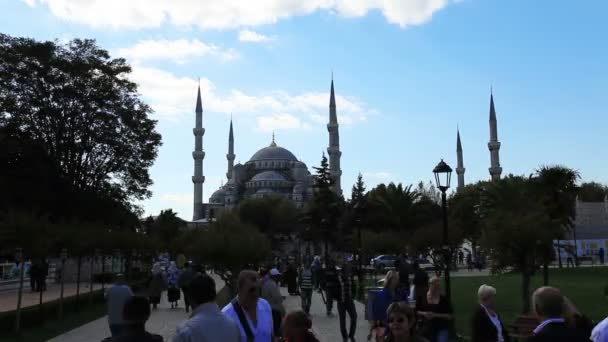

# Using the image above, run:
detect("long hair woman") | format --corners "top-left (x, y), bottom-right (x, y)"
top-left (416, 276), bottom-right (453, 342)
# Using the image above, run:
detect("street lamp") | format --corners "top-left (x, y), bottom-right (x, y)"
top-left (59, 248), bottom-right (68, 321)
top-left (433, 159), bottom-right (453, 303)
top-left (14, 247), bottom-right (25, 333)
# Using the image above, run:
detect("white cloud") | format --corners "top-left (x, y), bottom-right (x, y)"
top-left (256, 113), bottom-right (310, 132)
top-left (160, 193), bottom-right (193, 204)
top-left (116, 39), bottom-right (237, 63)
top-left (20, 0), bottom-right (36, 7)
top-left (238, 30), bottom-right (275, 43)
top-left (130, 65), bottom-right (373, 127)
top-left (25, 0), bottom-right (455, 30)
top-left (363, 171), bottom-right (393, 179)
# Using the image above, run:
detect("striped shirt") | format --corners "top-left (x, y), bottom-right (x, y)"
top-left (299, 268), bottom-right (313, 290)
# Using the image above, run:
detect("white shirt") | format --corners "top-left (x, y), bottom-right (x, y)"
top-left (173, 302), bottom-right (241, 342)
top-left (481, 304), bottom-right (504, 342)
top-left (592, 317), bottom-right (608, 342)
top-left (222, 298), bottom-right (273, 342)
top-left (533, 318), bottom-right (565, 335)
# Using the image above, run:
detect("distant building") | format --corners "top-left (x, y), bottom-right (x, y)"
top-left (556, 196), bottom-right (608, 259)
top-left (190, 78), bottom-right (343, 224)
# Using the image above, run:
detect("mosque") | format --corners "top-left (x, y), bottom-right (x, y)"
top-left (191, 80), bottom-right (343, 222)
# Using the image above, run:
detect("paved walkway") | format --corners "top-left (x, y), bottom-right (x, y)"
top-left (0, 282), bottom-right (103, 313)
top-left (48, 276), bottom-right (225, 342)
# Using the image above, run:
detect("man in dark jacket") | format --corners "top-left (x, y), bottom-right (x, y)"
top-left (337, 263), bottom-right (358, 342)
top-left (321, 259), bottom-right (340, 316)
top-left (527, 287), bottom-right (587, 342)
top-left (178, 262), bottom-right (194, 312)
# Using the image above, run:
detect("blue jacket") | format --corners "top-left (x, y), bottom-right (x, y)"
top-left (372, 287), bottom-right (408, 322)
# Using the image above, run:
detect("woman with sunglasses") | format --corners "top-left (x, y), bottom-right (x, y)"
top-left (382, 302), bottom-right (429, 342)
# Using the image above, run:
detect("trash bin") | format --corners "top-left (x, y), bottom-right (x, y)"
top-left (365, 287), bottom-right (382, 321)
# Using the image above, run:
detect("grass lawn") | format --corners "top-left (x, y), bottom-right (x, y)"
top-left (451, 267), bottom-right (608, 338)
top-left (2, 302), bottom-right (106, 342)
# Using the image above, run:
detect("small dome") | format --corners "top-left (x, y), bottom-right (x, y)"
top-left (249, 145), bottom-right (298, 162)
top-left (251, 171), bottom-right (287, 182)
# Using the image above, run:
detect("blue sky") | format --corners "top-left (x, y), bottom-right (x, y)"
top-left (2, 0), bottom-right (607, 220)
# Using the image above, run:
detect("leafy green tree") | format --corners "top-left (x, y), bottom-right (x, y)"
top-left (0, 34), bottom-right (162, 210)
top-left (534, 165), bottom-right (580, 283)
top-left (480, 176), bottom-right (557, 313)
top-left (305, 153), bottom-right (343, 258)
top-left (147, 209), bottom-right (186, 253)
top-left (367, 183), bottom-right (420, 232)
top-left (449, 182), bottom-right (485, 255)
top-left (237, 197), bottom-right (302, 249)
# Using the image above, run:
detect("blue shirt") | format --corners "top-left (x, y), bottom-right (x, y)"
top-left (372, 287), bottom-right (408, 322)
top-left (173, 302), bottom-right (241, 342)
top-left (222, 298), bottom-right (273, 342)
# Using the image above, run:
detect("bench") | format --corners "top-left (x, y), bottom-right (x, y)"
top-left (508, 314), bottom-right (538, 340)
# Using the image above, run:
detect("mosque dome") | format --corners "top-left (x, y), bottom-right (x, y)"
top-left (248, 136), bottom-right (298, 162)
top-left (251, 171), bottom-right (288, 182)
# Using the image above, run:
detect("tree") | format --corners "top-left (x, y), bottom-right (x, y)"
top-left (351, 173), bottom-right (367, 206)
top-left (534, 165), bottom-right (580, 283)
top-left (416, 181), bottom-right (441, 204)
top-left (480, 176), bottom-right (557, 313)
top-left (237, 197), bottom-right (302, 249)
top-left (0, 34), bottom-right (162, 210)
top-left (305, 153), bottom-right (343, 258)
top-left (147, 209), bottom-right (186, 253)
top-left (449, 183), bottom-right (485, 255)
top-left (179, 212), bottom-right (271, 290)
top-left (367, 183), bottom-right (420, 232)
top-left (577, 182), bottom-right (608, 202)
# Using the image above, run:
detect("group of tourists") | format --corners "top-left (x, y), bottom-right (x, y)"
top-left (102, 254), bottom-right (608, 342)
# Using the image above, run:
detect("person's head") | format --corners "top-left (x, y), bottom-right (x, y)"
top-left (269, 268), bottom-right (281, 281)
top-left (282, 311), bottom-right (317, 341)
top-left (386, 302), bottom-right (416, 339)
top-left (428, 276), bottom-right (441, 294)
top-left (532, 287), bottom-right (564, 320)
top-left (190, 273), bottom-right (216, 306)
top-left (477, 284), bottom-right (497, 310)
top-left (383, 271), bottom-right (398, 290)
top-left (151, 263), bottom-right (162, 275)
top-left (238, 270), bottom-right (260, 307)
top-left (123, 296), bottom-right (151, 328)
top-left (115, 273), bottom-right (126, 285)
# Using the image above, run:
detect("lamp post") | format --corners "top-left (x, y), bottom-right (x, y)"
top-left (14, 247), bottom-right (25, 334)
top-left (433, 159), bottom-right (453, 303)
top-left (58, 248), bottom-right (67, 321)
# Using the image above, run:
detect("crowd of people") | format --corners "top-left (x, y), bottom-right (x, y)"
top-left (102, 255), bottom-right (608, 342)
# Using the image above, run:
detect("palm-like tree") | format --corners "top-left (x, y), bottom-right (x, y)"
top-left (534, 165), bottom-right (580, 284)
top-left (367, 183), bottom-right (420, 232)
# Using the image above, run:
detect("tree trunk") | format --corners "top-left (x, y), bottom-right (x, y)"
top-left (522, 268), bottom-right (532, 313)
top-left (543, 261), bottom-right (549, 286)
top-left (76, 255), bottom-right (82, 312)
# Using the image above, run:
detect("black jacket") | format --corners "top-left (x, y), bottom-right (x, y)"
top-left (470, 305), bottom-right (510, 342)
top-left (527, 321), bottom-right (588, 342)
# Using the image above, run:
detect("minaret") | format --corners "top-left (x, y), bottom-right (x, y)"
top-left (327, 77), bottom-right (342, 196)
top-left (488, 90), bottom-right (502, 181)
top-left (456, 128), bottom-right (465, 191)
top-left (226, 118), bottom-right (235, 180)
top-left (192, 85), bottom-right (205, 220)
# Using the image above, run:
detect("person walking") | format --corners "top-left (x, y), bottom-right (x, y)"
top-left (173, 273), bottom-right (241, 342)
top-left (148, 263), bottom-right (167, 310)
top-left (178, 262), bottom-right (195, 313)
top-left (416, 277), bottom-right (453, 342)
top-left (380, 302), bottom-right (429, 342)
top-left (105, 274), bottom-right (133, 337)
top-left (528, 287), bottom-right (587, 342)
top-left (223, 270), bottom-right (275, 342)
top-left (39, 259), bottom-right (49, 291)
top-left (282, 310), bottom-right (320, 342)
top-left (337, 263), bottom-right (358, 342)
top-left (167, 261), bottom-right (181, 309)
top-left (261, 268), bottom-right (285, 335)
top-left (298, 261), bottom-right (314, 314)
top-left (285, 262), bottom-right (299, 296)
top-left (412, 264), bottom-right (429, 307)
top-left (312, 256), bottom-right (322, 290)
top-left (110, 296), bottom-right (163, 342)
top-left (470, 285), bottom-right (510, 342)
top-left (29, 260), bottom-right (39, 292)
top-left (321, 260), bottom-right (340, 316)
